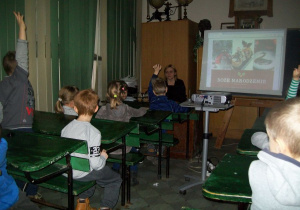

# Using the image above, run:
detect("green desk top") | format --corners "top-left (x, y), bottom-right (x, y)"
top-left (4, 130), bottom-right (85, 172)
top-left (123, 101), bottom-right (149, 109)
top-left (130, 110), bottom-right (172, 126)
top-left (237, 129), bottom-right (263, 156)
top-left (202, 153), bottom-right (257, 203)
top-left (33, 111), bottom-right (137, 144)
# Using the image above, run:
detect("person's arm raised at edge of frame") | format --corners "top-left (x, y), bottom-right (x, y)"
top-left (286, 65), bottom-right (300, 100)
top-left (14, 11), bottom-right (26, 40)
top-left (14, 11), bottom-right (28, 73)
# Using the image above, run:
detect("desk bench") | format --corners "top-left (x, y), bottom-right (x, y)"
top-left (5, 130), bottom-right (88, 210)
top-left (236, 129), bottom-right (263, 156)
top-left (131, 110), bottom-right (178, 179)
top-left (32, 111), bottom-right (139, 206)
top-left (202, 153), bottom-right (257, 206)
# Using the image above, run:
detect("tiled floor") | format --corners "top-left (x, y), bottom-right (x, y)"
top-left (39, 138), bottom-right (241, 210)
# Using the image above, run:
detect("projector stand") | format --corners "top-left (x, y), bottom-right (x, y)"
top-left (179, 105), bottom-right (233, 194)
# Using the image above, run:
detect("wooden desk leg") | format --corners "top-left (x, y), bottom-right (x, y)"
top-left (214, 107), bottom-right (234, 149)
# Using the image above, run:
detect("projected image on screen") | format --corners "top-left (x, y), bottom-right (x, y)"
top-left (201, 29), bottom-right (286, 96)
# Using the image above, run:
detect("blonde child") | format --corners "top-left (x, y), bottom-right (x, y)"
top-left (95, 80), bottom-right (147, 185)
top-left (248, 97), bottom-right (300, 209)
top-left (96, 80), bottom-right (146, 122)
top-left (55, 86), bottom-right (79, 116)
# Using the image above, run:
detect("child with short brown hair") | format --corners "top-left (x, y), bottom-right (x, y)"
top-left (61, 89), bottom-right (122, 210)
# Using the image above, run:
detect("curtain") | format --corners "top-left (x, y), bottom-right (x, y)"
top-left (107, 0), bottom-right (137, 82)
top-left (0, 0), bottom-right (25, 81)
top-left (50, 0), bottom-right (97, 103)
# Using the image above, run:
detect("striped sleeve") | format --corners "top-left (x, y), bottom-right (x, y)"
top-left (286, 79), bottom-right (300, 99)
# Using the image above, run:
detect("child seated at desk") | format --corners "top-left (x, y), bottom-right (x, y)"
top-left (1, 11), bottom-right (39, 200)
top-left (148, 64), bottom-right (190, 113)
top-left (61, 89), bottom-right (122, 210)
top-left (0, 125), bottom-right (40, 210)
top-left (96, 80), bottom-right (147, 122)
top-left (95, 80), bottom-right (147, 186)
top-left (146, 64), bottom-right (190, 163)
top-left (55, 86), bottom-right (79, 116)
top-left (248, 98), bottom-right (300, 210)
top-left (251, 65), bottom-right (300, 149)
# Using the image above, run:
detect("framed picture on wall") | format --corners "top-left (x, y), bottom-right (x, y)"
top-left (228, 0), bottom-right (273, 17)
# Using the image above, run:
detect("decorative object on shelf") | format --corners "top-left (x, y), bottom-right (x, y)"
top-left (220, 22), bottom-right (235, 29)
top-left (228, 0), bottom-right (272, 29)
top-left (176, 0), bottom-right (193, 19)
top-left (147, 0), bottom-right (193, 22)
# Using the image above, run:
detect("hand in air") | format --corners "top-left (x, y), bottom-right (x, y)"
top-left (13, 11), bottom-right (26, 30)
top-left (153, 64), bottom-right (162, 75)
top-left (292, 65), bottom-right (300, 81)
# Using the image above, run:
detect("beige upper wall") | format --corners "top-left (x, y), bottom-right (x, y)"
top-left (142, 0), bottom-right (300, 29)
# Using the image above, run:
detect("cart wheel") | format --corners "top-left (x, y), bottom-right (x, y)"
top-left (185, 177), bottom-right (190, 181)
top-left (179, 190), bottom-right (186, 195)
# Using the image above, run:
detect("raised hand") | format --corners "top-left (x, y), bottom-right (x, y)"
top-left (153, 64), bottom-right (162, 75)
top-left (292, 65), bottom-right (300, 81)
top-left (13, 11), bottom-right (26, 40)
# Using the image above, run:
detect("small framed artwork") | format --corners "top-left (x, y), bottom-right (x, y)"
top-left (220, 22), bottom-right (235, 30)
top-left (229, 0), bottom-right (273, 17)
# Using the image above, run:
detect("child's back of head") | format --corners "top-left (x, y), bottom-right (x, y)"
top-left (116, 80), bottom-right (128, 101)
top-left (265, 97), bottom-right (300, 158)
top-left (2, 51), bottom-right (17, 76)
top-left (55, 86), bottom-right (79, 114)
top-left (152, 77), bottom-right (167, 96)
top-left (74, 89), bottom-right (99, 116)
top-left (107, 80), bottom-right (123, 109)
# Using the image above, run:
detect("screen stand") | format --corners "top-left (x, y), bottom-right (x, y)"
top-left (178, 105), bottom-right (233, 194)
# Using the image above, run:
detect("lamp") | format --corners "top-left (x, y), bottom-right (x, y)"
top-left (147, 0), bottom-right (193, 22)
top-left (148, 0), bottom-right (166, 22)
top-left (176, 0), bottom-right (193, 19)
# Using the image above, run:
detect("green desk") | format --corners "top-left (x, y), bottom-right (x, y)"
top-left (33, 110), bottom-right (137, 144)
top-left (237, 129), bottom-right (263, 156)
top-left (131, 110), bottom-right (172, 179)
top-left (123, 100), bottom-right (149, 109)
top-left (4, 130), bottom-right (85, 209)
top-left (32, 110), bottom-right (138, 206)
top-left (202, 153), bottom-right (257, 205)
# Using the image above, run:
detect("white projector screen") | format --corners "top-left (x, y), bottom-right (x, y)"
top-left (200, 29), bottom-right (287, 96)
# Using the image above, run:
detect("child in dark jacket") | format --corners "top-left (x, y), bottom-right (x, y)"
top-left (148, 64), bottom-right (190, 113)
top-left (147, 64), bottom-right (190, 163)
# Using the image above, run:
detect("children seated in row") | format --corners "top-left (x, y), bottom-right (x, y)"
top-left (61, 89), bottom-right (122, 210)
top-left (251, 65), bottom-right (300, 149)
top-left (249, 97), bottom-right (300, 210)
top-left (96, 80), bottom-right (147, 186)
top-left (55, 86), bottom-right (79, 116)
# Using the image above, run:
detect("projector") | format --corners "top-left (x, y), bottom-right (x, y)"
top-left (191, 92), bottom-right (232, 106)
